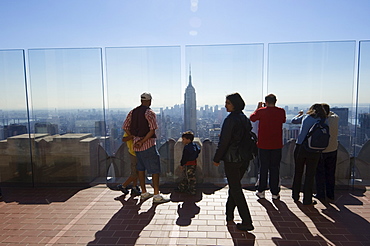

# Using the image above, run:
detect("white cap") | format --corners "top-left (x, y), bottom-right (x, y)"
top-left (140, 92), bottom-right (152, 101)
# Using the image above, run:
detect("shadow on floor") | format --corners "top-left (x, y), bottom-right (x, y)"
top-left (88, 185), bottom-right (226, 245)
top-left (166, 183), bottom-right (226, 226)
top-left (259, 199), bottom-right (326, 245)
top-left (297, 188), bottom-right (370, 245)
top-left (0, 186), bottom-right (90, 204)
top-left (88, 194), bottom-right (158, 246)
top-left (226, 221), bottom-right (256, 246)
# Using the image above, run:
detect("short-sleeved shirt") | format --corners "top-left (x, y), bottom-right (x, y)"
top-left (250, 106), bottom-right (286, 149)
top-left (123, 107), bottom-right (157, 152)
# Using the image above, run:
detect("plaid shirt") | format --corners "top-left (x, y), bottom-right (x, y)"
top-left (123, 107), bottom-right (157, 152)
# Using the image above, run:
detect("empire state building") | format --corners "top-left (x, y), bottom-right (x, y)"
top-left (184, 69), bottom-right (197, 134)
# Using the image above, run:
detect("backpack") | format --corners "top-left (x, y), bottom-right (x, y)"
top-left (224, 129), bottom-right (258, 162)
top-left (248, 131), bottom-right (258, 160)
top-left (242, 122), bottom-right (258, 161)
top-left (303, 118), bottom-right (330, 152)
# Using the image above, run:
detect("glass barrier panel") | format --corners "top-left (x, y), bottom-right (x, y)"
top-left (356, 40), bottom-right (370, 185)
top-left (185, 44), bottom-right (264, 184)
top-left (0, 49), bottom-right (33, 186)
top-left (105, 46), bottom-right (181, 186)
top-left (268, 41), bottom-right (356, 187)
top-left (27, 48), bottom-right (104, 185)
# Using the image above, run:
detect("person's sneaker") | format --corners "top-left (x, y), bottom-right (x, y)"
top-left (140, 192), bottom-right (153, 200)
top-left (153, 195), bottom-right (171, 204)
top-left (236, 223), bottom-right (254, 231)
top-left (117, 184), bottom-right (129, 195)
top-left (256, 191), bottom-right (265, 199)
top-left (131, 186), bottom-right (141, 196)
top-left (272, 194), bottom-right (280, 200)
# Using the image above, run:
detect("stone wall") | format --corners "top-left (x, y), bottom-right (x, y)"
top-left (0, 133), bottom-right (100, 184)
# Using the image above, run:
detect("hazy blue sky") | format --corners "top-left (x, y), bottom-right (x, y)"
top-left (1, 0), bottom-right (370, 110)
top-left (1, 0), bottom-right (370, 48)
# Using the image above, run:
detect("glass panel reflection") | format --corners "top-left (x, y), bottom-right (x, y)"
top-left (105, 46), bottom-right (181, 185)
top-left (0, 41), bottom-right (364, 187)
top-left (355, 40), bottom-right (370, 185)
top-left (27, 48), bottom-right (104, 185)
top-left (185, 44), bottom-right (264, 184)
top-left (268, 41), bottom-right (356, 186)
top-left (0, 49), bottom-right (32, 185)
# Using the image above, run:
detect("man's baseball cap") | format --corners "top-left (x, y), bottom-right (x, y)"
top-left (141, 92), bottom-right (152, 100)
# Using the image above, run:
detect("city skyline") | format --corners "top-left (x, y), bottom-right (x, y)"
top-left (1, 66), bottom-right (367, 157)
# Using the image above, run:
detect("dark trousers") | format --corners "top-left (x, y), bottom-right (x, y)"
top-left (257, 148), bottom-right (282, 195)
top-left (315, 150), bottom-right (337, 199)
top-left (292, 144), bottom-right (321, 205)
top-left (224, 161), bottom-right (253, 226)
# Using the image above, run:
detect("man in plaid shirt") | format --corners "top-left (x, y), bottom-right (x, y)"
top-left (123, 92), bottom-right (170, 204)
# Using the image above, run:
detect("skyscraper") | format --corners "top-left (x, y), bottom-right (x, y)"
top-left (184, 67), bottom-right (197, 134)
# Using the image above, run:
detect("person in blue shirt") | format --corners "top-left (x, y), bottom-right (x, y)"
top-left (177, 131), bottom-right (201, 195)
top-left (291, 103), bottom-right (328, 205)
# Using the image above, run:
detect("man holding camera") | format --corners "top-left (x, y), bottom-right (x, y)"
top-left (250, 94), bottom-right (286, 200)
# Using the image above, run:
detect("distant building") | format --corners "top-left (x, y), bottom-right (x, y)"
top-left (184, 67), bottom-right (197, 134)
top-left (209, 123), bottom-right (221, 142)
top-left (283, 123), bottom-right (300, 144)
top-left (95, 121), bottom-right (106, 136)
top-left (331, 107), bottom-right (351, 151)
top-left (284, 105), bottom-right (289, 113)
top-left (209, 127), bottom-right (221, 144)
top-left (358, 113), bottom-right (370, 145)
top-left (331, 107), bottom-right (349, 127)
top-left (3, 124), bottom-right (27, 139)
top-left (293, 107), bottom-right (299, 114)
top-left (35, 122), bottom-right (59, 135)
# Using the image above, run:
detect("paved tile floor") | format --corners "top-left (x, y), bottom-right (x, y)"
top-left (0, 184), bottom-right (369, 246)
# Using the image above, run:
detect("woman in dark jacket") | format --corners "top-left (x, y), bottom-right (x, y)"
top-left (213, 93), bottom-right (254, 231)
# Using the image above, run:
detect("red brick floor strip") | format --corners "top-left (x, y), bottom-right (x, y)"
top-left (44, 188), bottom-right (109, 246)
top-left (0, 185), bottom-right (369, 245)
